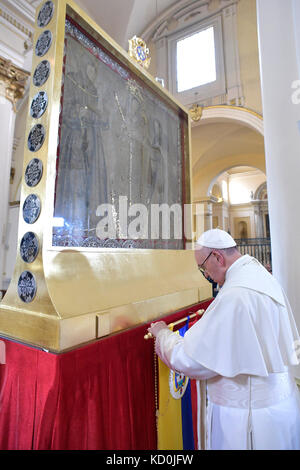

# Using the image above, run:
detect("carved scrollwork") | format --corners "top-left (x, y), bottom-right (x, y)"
top-left (0, 55), bottom-right (30, 111)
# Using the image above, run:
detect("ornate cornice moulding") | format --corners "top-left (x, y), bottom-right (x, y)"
top-left (0, 0), bottom-right (36, 39)
top-left (141, 0), bottom-right (239, 42)
top-left (0, 0), bottom-right (38, 65)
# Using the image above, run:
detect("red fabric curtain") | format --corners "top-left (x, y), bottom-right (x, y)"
top-left (0, 300), bottom-right (212, 450)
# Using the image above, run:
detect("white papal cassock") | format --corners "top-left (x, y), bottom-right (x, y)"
top-left (155, 255), bottom-right (300, 450)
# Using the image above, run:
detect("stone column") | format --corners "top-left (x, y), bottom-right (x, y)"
top-left (202, 200), bottom-right (212, 232)
top-left (0, 56), bottom-right (29, 291)
top-left (252, 202), bottom-right (264, 238)
top-left (256, 0), bottom-right (300, 374)
top-left (194, 198), bottom-right (213, 234)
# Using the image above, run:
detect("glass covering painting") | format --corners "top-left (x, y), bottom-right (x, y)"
top-left (53, 18), bottom-right (185, 249)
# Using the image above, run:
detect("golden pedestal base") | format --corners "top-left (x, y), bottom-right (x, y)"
top-left (0, 249), bottom-right (211, 352)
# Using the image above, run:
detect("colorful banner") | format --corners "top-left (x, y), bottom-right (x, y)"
top-left (157, 319), bottom-right (196, 450)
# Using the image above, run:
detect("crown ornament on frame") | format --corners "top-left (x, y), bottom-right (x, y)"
top-left (128, 35), bottom-right (151, 69)
top-left (189, 104), bottom-right (203, 122)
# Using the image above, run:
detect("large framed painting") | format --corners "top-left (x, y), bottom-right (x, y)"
top-left (0, 0), bottom-right (209, 352)
top-left (53, 16), bottom-right (187, 250)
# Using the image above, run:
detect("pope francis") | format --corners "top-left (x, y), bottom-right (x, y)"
top-left (148, 229), bottom-right (300, 450)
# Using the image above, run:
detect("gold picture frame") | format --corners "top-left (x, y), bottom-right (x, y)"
top-left (0, 0), bottom-right (209, 352)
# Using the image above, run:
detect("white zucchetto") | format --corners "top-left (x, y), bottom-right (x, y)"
top-left (196, 228), bottom-right (236, 249)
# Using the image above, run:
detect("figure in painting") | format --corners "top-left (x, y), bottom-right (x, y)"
top-left (147, 118), bottom-right (167, 205)
top-left (124, 84), bottom-right (167, 207)
top-left (54, 38), bottom-right (108, 243)
top-left (124, 89), bottom-right (151, 207)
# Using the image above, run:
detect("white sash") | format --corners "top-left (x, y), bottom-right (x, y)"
top-left (207, 372), bottom-right (295, 409)
top-left (206, 372), bottom-right (297, 450)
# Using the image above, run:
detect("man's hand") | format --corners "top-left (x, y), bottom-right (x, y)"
top-left (148, 321), bottom-right (168, 338)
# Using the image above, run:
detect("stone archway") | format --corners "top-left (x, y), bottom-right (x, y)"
top-left (192, 105), bottom-right (265, 198)
top-left (191, 107), bottom-right (266, 239)
top-left (192, 105), bottom-right (264, 136)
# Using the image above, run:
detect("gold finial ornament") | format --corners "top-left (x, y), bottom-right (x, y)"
top-left (189, 103), bottom-right (203, 122)
top-left (0, 56), bottom-right (30, 112)
top-left (128, 35), bottom-right (151, 69)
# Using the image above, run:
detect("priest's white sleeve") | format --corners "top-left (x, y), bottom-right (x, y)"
top-left (155, 328), bottom-right (217, 380)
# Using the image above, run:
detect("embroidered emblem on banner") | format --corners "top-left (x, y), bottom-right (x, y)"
top-left (169, 370), bottom-right (189, 399)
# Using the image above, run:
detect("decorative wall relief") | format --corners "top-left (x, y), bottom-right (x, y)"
top-left (35, 30), bottom-right (53, 57)
top-left (20, 232), bottom-right (39, 263)
top-left (17, 271), bottom-right (37, 303)
top-left (30, 91), bottom-right (48, 119)
top-left (22, 194), bottom-right (41, 224)
top-left (37, 1), bottom-right (55, 28)
top-left (25, 159), bottom-right (43, 188)
top-left (27, 124), bottom-right (46, 152)
top-left (33, 60), bottom-right (51, 87)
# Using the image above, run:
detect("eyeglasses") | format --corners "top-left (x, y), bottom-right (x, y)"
top-left (198, 251), bottom-right (213, 275)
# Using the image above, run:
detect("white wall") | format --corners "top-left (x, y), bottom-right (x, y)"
top-left (213, 169), bottom-right (267, 237)
top-left (257, 0), bottom-right (300, 376)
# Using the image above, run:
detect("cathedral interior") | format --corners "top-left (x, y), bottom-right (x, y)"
top-left (0, 0), bottom-right (300, 451)
top-left (0, 0), bottom-right (269, 292)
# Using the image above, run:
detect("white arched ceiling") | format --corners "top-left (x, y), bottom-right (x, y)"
top-left (197, 106), bottom-right (264, 135)
top-left (207, 165), bottom-right (266, 198)
top-left (75, 0), bottom-right (136, 47)
top-left (191, 108), bottom-right (266, 199)
top-left (4, 0), bottom-right (178, 51)
top-left (192, 121), bottom-right (265, 173)
top-left (67, 0), bottom-right (179, 49)
top-left (53, 0), bottom-right (177, 50)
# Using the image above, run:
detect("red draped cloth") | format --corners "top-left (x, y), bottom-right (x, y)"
top-left (0, 300), bottom-right (212, 450)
